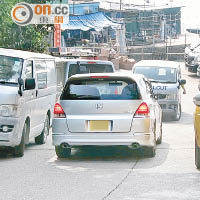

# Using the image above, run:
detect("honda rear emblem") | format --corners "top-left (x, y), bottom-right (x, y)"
top-left (95, 103), bottom-right (103, 110)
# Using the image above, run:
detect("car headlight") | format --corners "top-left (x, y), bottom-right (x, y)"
top-left (0, 105), bottom-right (18, 117)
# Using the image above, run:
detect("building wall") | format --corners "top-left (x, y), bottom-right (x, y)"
top-left (101, 7), bottom-right (181, 41)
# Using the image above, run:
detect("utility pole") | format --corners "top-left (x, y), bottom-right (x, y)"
top-left (120, 0), bottom-right (122, 19)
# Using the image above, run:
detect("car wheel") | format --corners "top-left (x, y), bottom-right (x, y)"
top-left (141, 127), bottom-right (156, 158)
top-left (173, 104), bottom-right (181, 121)
top-left (55, 146), bottom-right (71, 158)
top-left (195, 138), bottom-right (200, 169)
top-left (35, 115), bottom-right (50, 145)
top-left (142, 146), bottom-right (156, 157)
top-left (13, 123), bottom-right (26, 157)
top-left (156, 122), bottom-right (163, 144)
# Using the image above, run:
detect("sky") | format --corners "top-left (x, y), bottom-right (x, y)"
top-left (181, 0), bottom-right (200, 30)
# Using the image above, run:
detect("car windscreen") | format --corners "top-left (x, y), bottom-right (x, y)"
top-left (190, 43), bottom-right (200, 50)
top-left (133, 66), bottom-right (177, 83)
top-left (68, 64), bottom-right (114, 78)
top-left (61, 77), bottom-right (141, 100)
top-left (0, 55), bottom-right (23, 84)
top-left (194, 46), bottom-right (200, 53)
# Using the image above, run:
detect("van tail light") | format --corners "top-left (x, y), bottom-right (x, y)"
top-left (54, 103), bottom-right (66, 118)
top-left (134, 102), bottom-right (149, 117)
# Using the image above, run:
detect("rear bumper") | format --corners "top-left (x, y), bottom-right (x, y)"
top-left (52, 132), bottom-right (155, 147)
top-left (186, 64), bottom-right (198, 73)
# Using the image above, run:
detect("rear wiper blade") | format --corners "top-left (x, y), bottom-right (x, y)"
top-left (0, 80), bottom-right (17, 84)
top-left (74, 95), bottom-right (100, 100)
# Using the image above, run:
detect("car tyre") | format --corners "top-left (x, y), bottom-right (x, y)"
top-left (195, 138), bottom-right (200, 169)
top-left (142, 146), bottom-right (156, 157)
top-left (55, 146), bottom-right (71, 158)
top-left (35, 115), bottom-right (50, 145)
top-left (13, 123), bottom-right (26, 157)
top-left (156, 122), bottom-right (163, 144)
top-left (173, 104), bottom-right (181, 121)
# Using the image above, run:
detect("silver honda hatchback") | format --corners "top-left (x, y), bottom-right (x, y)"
top-left (52, 73), bottom-right (162, 158)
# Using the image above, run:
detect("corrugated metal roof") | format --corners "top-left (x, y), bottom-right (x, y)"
top-left (61, 12), bottom-right (121, 31)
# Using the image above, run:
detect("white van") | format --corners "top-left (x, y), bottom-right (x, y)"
top-left (132, 60), bottom-right (186, 121)
top-left (55, 59), bottom-right (115, 98)
top-left (0, 48), bottom-right (56, 157)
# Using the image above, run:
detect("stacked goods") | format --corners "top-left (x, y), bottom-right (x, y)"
top-left (119, 56), bottom-right (136, 70)
top-left (98, 48), bottom-right (110, 61)
top-left (111, 58), bottom-right (120, 70)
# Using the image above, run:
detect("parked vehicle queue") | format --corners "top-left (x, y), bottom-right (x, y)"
top-left (0, 48), bottom-right (115, 157)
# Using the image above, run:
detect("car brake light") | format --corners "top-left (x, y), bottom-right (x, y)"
top-left (90, 76), bottom-right (109, 78)
top-left (135, 102), bottom-right (149, 117)
top-left (88, 61), bottom-right (96, 64)
top-left (54, 103), bottom-right (66, 118)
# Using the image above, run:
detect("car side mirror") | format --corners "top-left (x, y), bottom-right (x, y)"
top-left (179, 79), bottom-right (186, 85)
top-left (25, 78), bottom-right (36, 90)
top-left (154, 94), bottom-right (158, 100)
top-left (151, 93), bottom-right (158, 100)
top-left (194, 93), bottom-right (200, 106)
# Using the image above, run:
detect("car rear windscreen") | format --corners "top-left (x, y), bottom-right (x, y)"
top-left (61, 77), bottom-right (140, 100)
top-left (68, 64), bottom-right (114, 78)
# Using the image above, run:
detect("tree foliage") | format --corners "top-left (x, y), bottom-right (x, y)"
top-left (0, 0), bottom-right (52, 52)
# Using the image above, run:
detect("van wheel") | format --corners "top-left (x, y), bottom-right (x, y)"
top-left (195, 138), bottom-right (200, 169)
top-left (35, 115), bottom-right (50, 145)
top-left (173, 104), bottom-right (181, 121)
top-left (13, 123), bottom-right (26, 157)
top-left (55, 146), bottom-right (71, 158)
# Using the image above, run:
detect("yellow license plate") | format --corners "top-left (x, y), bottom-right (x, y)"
top-left (89, 120), bottom-right (109, 131)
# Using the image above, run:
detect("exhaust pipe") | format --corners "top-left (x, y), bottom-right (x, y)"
top-left (61, 143), bottom-right (70, 149)
top-left (130, 142), bottom-right (140, 149)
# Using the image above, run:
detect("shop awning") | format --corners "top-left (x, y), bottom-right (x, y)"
top-left (61, 12), bottom-right (121, 31)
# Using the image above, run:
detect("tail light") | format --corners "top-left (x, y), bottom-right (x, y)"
top-left (54, 103), bottom-right (66, 118)
top-left (134, 102), bottom-right (149, 117)
top-left (87, 61), bottom-right (96, 64)
top-left (90, 76), bottom-right (109, 78)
